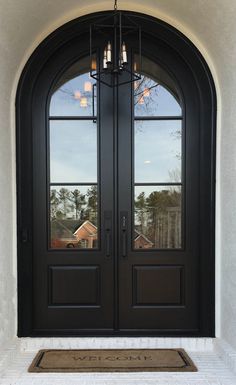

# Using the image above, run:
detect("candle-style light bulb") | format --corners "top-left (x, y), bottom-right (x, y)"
top-left (107, 41), bottom-right (112, 63)
top-left (121, 42), bottom-right (128, 64)
top-left (103, 47), bottom-right (108, 69)
top-left (91, 58), bottom-right (97, 71)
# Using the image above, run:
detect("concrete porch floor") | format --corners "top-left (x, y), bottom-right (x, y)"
top-left (0, 338), bottom-right (236, 385)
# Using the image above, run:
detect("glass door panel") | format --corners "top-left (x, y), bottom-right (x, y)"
top-left (133, 57), bottom-right (183, 249)
top-left (50, 57), bottom-right (97, 117)
top-left (48, 58), bottom-right (99, 250)
top-left (134, 185), bottom-right (182, 249)
top-left (134, 120), bottom-right (182, 183)
top-left (50, 120), bottom-right (97, 183)
top-left (50, 185), bottom-right (98, 249)
top-left (134, 55), bottom-right (182, 117)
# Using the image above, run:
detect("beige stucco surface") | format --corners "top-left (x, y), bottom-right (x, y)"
top-left (0, 0), bottom-right (235, 350)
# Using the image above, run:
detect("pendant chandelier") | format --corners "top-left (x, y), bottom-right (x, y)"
top-left (90, 0), bottom-right (142, 87)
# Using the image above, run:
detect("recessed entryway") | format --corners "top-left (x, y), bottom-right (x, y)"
top-left (16, 11), bottom-right (216, 337)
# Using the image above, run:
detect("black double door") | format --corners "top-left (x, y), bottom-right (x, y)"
top-left (17, 25), bottom-right (215, 336)
top-left (32, 51), bottom-right (199, 335)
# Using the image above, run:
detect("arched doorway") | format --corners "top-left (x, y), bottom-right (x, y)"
top-left (17, 11), bottom-right (216, 336)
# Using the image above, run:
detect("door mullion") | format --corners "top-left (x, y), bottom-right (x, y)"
top-left (113, 83), bottom-right (119, 331)
top-left (117, 67), bottom-right (133, 329)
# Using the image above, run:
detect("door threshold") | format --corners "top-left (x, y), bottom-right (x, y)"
top-left (24, 328), bottom-right (208, 338)
top-left (19, 337), bottom-right (214, 352)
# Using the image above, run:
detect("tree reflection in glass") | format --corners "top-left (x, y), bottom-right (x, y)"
top-left (50, 63), bottom-right (97, 117)
top-left (134, 186), bottom-right (181, 249)
top-left (50, 186), bottom-right (98, 249)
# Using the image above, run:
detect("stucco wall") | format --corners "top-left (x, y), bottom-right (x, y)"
top-left (0, 0), bottom-right (235, 348)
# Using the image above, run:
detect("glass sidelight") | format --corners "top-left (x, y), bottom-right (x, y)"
top-left (133, 56), bottom-right (183, 249)
top-left (48, 57), bottom-right (99, 249)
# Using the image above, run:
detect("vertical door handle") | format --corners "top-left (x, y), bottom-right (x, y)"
top-left (121, 212), bottom-right (128, 258)
top-left (122, 230), bottom-right (127, 257)
top-left (106, 230), bottom-right (111, 257)
top-left (104, 211), bottom-right (112, 258)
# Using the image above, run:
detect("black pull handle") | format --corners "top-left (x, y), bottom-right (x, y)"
top-left (104, 211), bottom-right (112, 258)
top-left (121, 212), bottom-right (128, 258)
top-left (106, 230), bottom-right (110, 257)
top-left (122, 230), bottom-right (127, 257)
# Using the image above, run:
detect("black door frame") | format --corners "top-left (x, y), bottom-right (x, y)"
top-left (17, 11), bottom-right (216, 337)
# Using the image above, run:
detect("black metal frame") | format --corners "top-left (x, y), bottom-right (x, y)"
top-left (16, 11), bottom-right (216, 337)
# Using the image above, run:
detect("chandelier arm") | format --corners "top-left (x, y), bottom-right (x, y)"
top-left (90, 7), bottom-right (142, 88)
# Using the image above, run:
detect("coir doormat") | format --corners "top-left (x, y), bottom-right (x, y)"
top-left (28, 348), bottom-right (197, 372)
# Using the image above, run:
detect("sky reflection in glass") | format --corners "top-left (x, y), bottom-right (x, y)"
top-left (50, 120), bottom-right (97, 183)
top-left (135, 120), bottom-right (182, 183)
top-left (134, 78), bottom-right (181, 117)
top-left (50, 72), bottom-right (96, 116)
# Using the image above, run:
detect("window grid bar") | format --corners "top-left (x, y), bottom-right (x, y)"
top-left (135, 182), bottom-right (182, 186)
top-left (50, 182), bottom-right (97, 187)
top-left (49, 116), bottom-right (181, 121)
top-left (49, 116), bottom-right (97, 121)
top-left (134, 116), bottom-right (182, 121)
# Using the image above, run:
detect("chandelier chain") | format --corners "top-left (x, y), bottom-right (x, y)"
top-left (114, 0), bottom-right (118, 11)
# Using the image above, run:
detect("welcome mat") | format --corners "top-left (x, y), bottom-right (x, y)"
top-left (28, 348), bottom-right (197, 372)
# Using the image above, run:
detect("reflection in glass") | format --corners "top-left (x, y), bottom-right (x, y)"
top-left (134, 77), bottom-right (181, 116)
top-left (50, 68), bottom-right (96, 116)
top-left (50, 185), bottom-right (98, 249)
top-left (134, 186), bottom-right (181, 249)
top-left (50, 120), bottom-right (97, 183)
top-left (134, 55), bottom-right (182, 117)
top-left (135, 120), bottom-right (182, 183)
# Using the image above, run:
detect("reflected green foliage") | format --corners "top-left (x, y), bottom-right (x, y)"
top-left (134, 188), bottom-right (181, 249)
top-left (84, 185), bottom-right (98, 223)
top-left (50, 186), bottom-right (98, 247)
top-left (70, 189), bottom-right (86, 220)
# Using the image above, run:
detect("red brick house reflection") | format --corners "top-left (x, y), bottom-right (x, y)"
top-left (134, 230), bottom-right (153, 249)
top-left (51, 220), bottom-right (153, 249)
top-left (51, 219), bottom-right (97, 249)
top-left (73, 220), bottom-right (97, 248)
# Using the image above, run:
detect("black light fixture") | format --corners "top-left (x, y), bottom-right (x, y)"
top-left (90, 0), bottom-right (142, 87)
